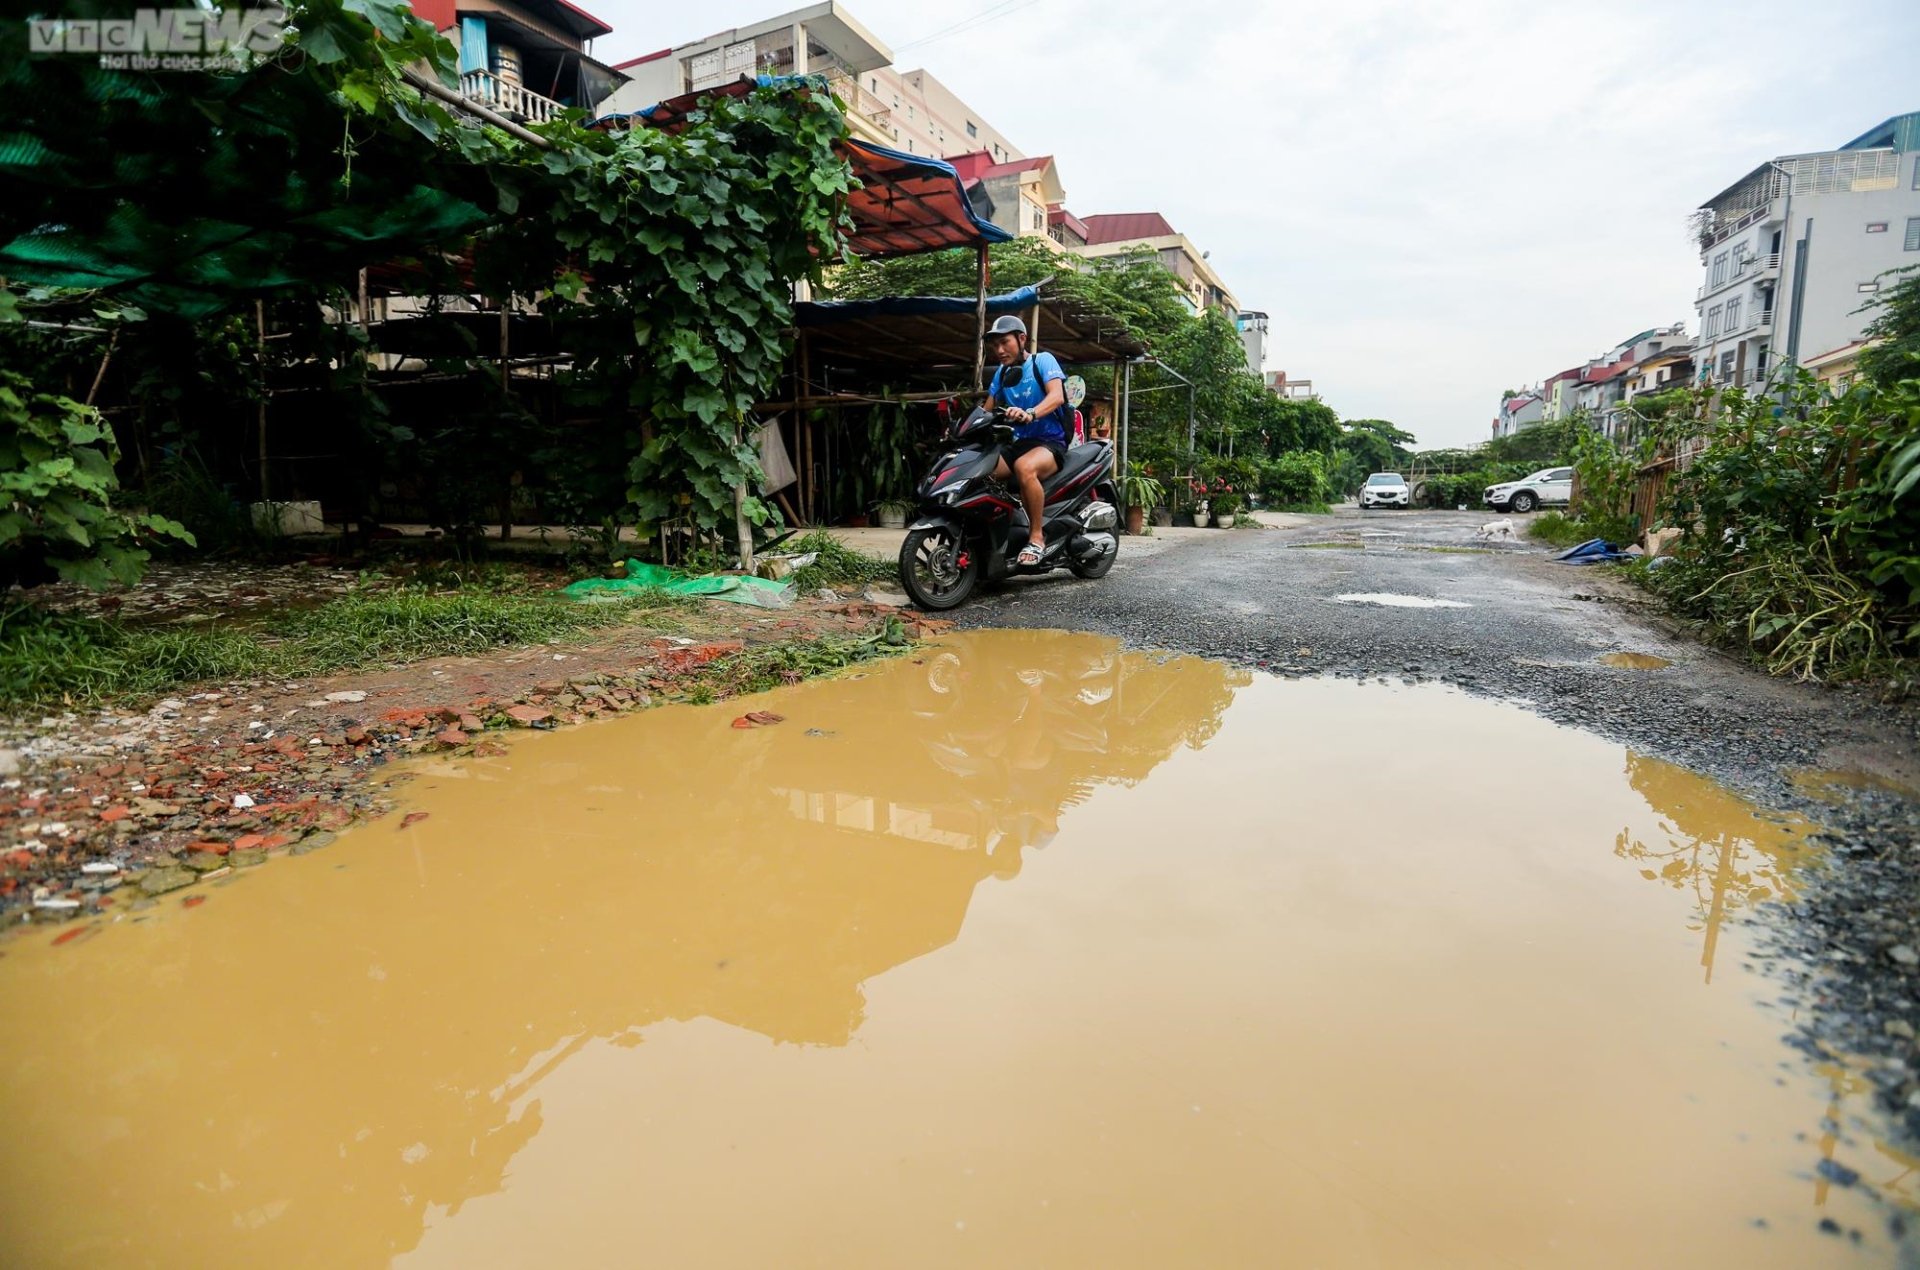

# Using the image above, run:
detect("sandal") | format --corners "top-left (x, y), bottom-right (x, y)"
top-left (1016, 543), bottom-right (1043, 566)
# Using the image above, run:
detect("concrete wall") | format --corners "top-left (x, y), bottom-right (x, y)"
top-left (1784, 152), bottom-right (1920, 361)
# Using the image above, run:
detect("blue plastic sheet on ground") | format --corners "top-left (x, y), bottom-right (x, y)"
top-left (1554, 538), bottom-right (1635, 565)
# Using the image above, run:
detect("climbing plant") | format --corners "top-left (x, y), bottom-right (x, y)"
top-left (0, 371), bottom-right (193, 591)
top-left (478, 86), bottom-right (854, 534)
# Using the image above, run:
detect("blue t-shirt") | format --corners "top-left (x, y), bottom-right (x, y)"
top-left (991, 351), bottom-right (1068, 446)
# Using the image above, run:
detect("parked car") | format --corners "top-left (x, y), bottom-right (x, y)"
top-left (1484, 466), bottom-right (1572, 513)
top-left (1359, 472), bottom-right (1409, 510)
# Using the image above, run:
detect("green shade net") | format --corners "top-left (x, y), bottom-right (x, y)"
top-left (0, 10), bottom-right (498, 316)
top-left (565, 560), bottom-right (795, 608)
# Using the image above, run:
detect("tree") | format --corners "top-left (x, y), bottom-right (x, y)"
top-left (1858, 265), bottom-right (1920, 389)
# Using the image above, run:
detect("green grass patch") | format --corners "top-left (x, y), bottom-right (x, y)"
top-left (1526, 512), bottom-right (1595, 548)
top-left (786, 531), bottom-right (894, 594)
top-left (0, 587), bottom-right (694, 712)
top-left (1268, 502), bottom-right (1335, 515)
top-left (678, 621), bottom-right (914, 704)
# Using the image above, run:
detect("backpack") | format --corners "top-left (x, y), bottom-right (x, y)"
top-left (992, 353), bottom-right (1073, 439)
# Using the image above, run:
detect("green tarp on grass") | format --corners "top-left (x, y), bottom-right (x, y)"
top-left (564, 560), bottom-right (794, 608)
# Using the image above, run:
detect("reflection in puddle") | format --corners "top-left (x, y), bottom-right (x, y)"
top-left (1331, 592), bottom-right (1472, 608)
top-left (1601, 651), bottom-right (1674, 669)
top-left (1790, 766), bottom-right (1920, 803)
top-left (0, 631), bottom-right (1906, 1268)
top-left (1615, 753), bottom-right (1816, 983)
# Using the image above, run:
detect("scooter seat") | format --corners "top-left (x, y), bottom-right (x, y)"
top-left (1041, 440), bottom-right (1111, 502)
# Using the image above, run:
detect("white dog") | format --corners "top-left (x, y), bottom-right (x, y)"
top-left (1475, 518), bottom-right (1516, 542)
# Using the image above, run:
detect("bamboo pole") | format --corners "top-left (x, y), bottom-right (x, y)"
top-left (972, 244), bottom-right (988, 395)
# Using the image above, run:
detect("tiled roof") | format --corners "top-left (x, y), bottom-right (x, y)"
top-left (1080, 212), bottom-right (1178, 244)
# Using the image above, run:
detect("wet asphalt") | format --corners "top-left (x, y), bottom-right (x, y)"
top-left (950, 506), bottom-right (1920, 1155)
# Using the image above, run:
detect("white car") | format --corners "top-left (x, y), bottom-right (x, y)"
top-left (1484, 466), bottom-right (1573, 514)
top-left (1359, 472), bottom-right (1409, 509)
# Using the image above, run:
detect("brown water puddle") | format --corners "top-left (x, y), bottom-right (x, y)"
top-left (1789, 766), bottom-right (1920, 803)
top-left (1600, 651), bottom-right (1674, 669)
top-left (0, 631), bottom-right (1909, 1268)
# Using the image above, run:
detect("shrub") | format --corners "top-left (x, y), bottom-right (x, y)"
top-left (1260, 451), bottom-right (1327, 507)
top-left (1, 371), bottom-right (194, 591)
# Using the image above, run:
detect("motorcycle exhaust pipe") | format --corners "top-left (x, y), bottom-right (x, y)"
top-left (1068, 532), bottom-right (1116, 562)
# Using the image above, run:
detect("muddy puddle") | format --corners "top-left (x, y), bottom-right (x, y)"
top-left (1, 630), bottom-right (1911, 1268)
top-left (1600, 651), bottom-right (1674, 669)
top-left (1331, 592), bottom-right (1472, 608)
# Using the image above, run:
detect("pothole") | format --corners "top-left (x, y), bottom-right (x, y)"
top-left (1599, 652), bottom-right (1673, 669)
top-left (0, 630), bottom-right (1901, 1268)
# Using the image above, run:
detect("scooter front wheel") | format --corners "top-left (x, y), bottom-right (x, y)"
top-left (899, 525), bottom-right (980, 610)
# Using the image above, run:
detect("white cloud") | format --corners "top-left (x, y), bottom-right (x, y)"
top-left (598, 0), bottom-right (1919, 447)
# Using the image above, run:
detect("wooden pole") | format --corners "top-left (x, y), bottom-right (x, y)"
top-left (734, 425), bottom-right (754, 573)
top-left (972, 244), bottom-right (989, 395)
top-left (1120, 360), bottom-right (1132, 514)
top-left (499, 300), bottom-right (512, 539)
top-left (798, 333), bottom-right (815, 524)
top-left (253, 302), bottom-right (268, 502)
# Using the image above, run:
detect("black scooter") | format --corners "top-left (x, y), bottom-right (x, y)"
top-left (896, 406), bottom-right (1118, 610)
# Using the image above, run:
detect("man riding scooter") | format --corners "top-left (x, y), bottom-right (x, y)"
top-left (982, 315), bottom-right (1070, 567)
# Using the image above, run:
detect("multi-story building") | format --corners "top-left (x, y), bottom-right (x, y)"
top-left (1069, 212), bottom-right (1239, 315)
top-left (600, 4), bottom-right (1022, 164)
top-left (862, 66), bottom-right (1024, 163)
top-left (1492, 391), bottom-right (1545, 438)
top-left (410, 0), bottom-right (630, 123)
top-left (946, 152), bottom-right (1065, 242)
top-left (1266, 372), bottom-right (1316, 400)
top-left (1236, 311), bottom-right (1269, 372)
top-left (1691, 111), bottom-right (1920, 390)
top-left (600, 3), bottom-right (897, 147)
top-left (1541, 367), bottom-right (1584, 421)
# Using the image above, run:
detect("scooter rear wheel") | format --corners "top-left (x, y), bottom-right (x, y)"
top-left (899, 526), bottom-right (980, 610)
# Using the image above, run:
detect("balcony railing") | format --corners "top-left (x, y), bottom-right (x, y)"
top-left (821, 70), bottom-right (891, 131)
top-left (1696, 251), bottom-right (1784, 301)
top-left (460, 70), bottom-right (564, 125)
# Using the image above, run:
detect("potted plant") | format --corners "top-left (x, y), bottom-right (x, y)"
top-left (1212, 488), bottom-right (1243, 529)
top-left (1120, 464), bottom-right (1164, 536)
top-left (876, 499), bottom-right (910, 530)
top-left (1186, 478), bottom-right (1210, 527)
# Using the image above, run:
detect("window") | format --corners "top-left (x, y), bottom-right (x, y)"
top-left (1906, 216), bottom-right (1920, 251)
top-left (1867, 222), bottom-right (1889, 233)
top-left (966, 121), bottom-right (977, 138)
top-left (1711, 252), bottom-right (1729, 286)
top-left (1719, 351), bottom-right (1735, 380)
top-left (1705, 305), bottom-right (1722, 338)
top-left (1725, 298), bottom-right (1741, 332)
top-left (1032, 206), bottom-right (1044, 231)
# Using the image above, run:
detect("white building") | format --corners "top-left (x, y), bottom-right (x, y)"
top-left (600, 3), bottom-right (1021, 164)
top-left (1691, 112), bottom-right (1920, 390)
top-left (1236, 311), bottom-right (1269, 372)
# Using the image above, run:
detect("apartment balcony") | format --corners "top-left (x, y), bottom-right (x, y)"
top-left (1696, 251), bottom-right (1783, 301)
top-left (460, 70), bottom-right (565, 125)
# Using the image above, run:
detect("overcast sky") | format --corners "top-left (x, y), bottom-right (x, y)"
top-left (595, 0), bottom-right (1920, 449)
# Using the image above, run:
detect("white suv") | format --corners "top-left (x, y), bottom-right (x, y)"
top-left (1359, 472), bottom-right (1409, 509)
top-left (1485, 467), bottom-right (1572, 514)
